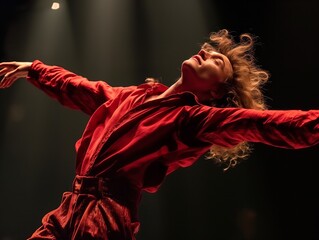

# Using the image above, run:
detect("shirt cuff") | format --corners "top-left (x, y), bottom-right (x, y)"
top-left (27, 60), bottom-right (44, 80)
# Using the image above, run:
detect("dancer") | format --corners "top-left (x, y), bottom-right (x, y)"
top-left (0, 29), bottom-right (318, 240)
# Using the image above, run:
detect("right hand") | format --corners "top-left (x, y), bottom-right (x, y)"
top-left (0, 61), bottom-right (32, 89)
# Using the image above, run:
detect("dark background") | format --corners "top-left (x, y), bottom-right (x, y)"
top-left (0, 0), bottom-right (318, 239)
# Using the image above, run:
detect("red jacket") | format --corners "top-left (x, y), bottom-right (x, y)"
top-left (27, 60), bottom-right (319, 219)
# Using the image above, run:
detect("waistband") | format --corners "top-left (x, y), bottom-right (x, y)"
top-left (72, 175), bottom-right (142, 220)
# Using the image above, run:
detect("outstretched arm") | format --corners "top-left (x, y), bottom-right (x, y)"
top-left (0, 60), bottom-right (135, 115)
top-left (185, 105), bottom-right (319, 149)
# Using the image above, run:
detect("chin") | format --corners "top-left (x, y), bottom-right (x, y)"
top-left (182, 59), bottom-right (195, 68)
top-left (181, 61), bottom-right (197, 76)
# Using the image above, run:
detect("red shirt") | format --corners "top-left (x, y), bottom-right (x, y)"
top-left (27, 60), bottom-right (319, 195)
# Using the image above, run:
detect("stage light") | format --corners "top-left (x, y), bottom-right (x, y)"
top-left (51, 2), bottom-right (60, 10)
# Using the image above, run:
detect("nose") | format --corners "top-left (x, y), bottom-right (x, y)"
top-left (198, 49), bottom-right (210, 60)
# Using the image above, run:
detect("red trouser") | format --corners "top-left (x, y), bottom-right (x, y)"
top-left (28, 176), bottom-right (140, 240)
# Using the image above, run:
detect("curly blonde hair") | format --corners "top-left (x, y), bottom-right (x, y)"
top-left (202, 29), bottom-right (270, 171)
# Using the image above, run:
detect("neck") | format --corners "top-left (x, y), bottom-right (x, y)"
top-left (163, 78), bottom-right (215, 104)
top-left (145, 78), bottom-right (186, 103)
top-left (146, 77), bottom-right (211, 104)
top-left (159, 78), bottom-right (186, 98)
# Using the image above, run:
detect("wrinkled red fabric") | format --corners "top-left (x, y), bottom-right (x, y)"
top-left (28, 175), bottom-right (140, 240)
top-left (26, 60), bottom-right (319, 239)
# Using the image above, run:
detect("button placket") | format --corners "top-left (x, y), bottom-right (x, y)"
top-left (86, 114), bottom-right (131, 173)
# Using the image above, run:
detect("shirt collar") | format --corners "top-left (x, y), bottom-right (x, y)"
top-left (137, 82), bottom-right (205, 106)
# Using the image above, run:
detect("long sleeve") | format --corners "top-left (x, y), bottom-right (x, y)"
top-left (184, 105), bottom-right (319, 149)
top-left (27, 60), bottom-right (134, 115)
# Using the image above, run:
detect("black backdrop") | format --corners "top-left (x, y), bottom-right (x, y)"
top-left (1, 0), bottom-right (318, 239)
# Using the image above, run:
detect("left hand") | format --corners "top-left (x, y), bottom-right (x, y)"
top-left (0, 61), bottom-right (32, 89)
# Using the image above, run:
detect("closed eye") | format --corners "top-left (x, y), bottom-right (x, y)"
top-left (214, 57), bottom-right (225, 68)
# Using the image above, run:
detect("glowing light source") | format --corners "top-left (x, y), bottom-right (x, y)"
top-left (51, 2), bottom-right (60, 10)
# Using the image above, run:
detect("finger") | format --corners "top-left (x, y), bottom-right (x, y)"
top-left (4, 77), bottom-right (16, 88)
top-left (1, 77), bottom-right (11, 88)
top-left (7, 69), bottom-right (28, 80)
top-left (5, 68), bottom-right (19, 79)
top-left (0, 72), bottom-right (8, 82)
top-left (0, 67), bottom-right (11, 77)
top-left (0, 62), bottom-right (17, 68)
top-left (0, 70), bottom-right (28, 88)
top-left (0, 74), bottom-right (15, 89)
top-left (0, 67), bottom-right (7, 76)
top-left (2, 75), bottom-right (18, 88)
top-left (0, 76), bottom-right (9, 88)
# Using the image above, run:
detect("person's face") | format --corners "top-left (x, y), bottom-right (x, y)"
top-left (181, 49), bottom-right (233, 100)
